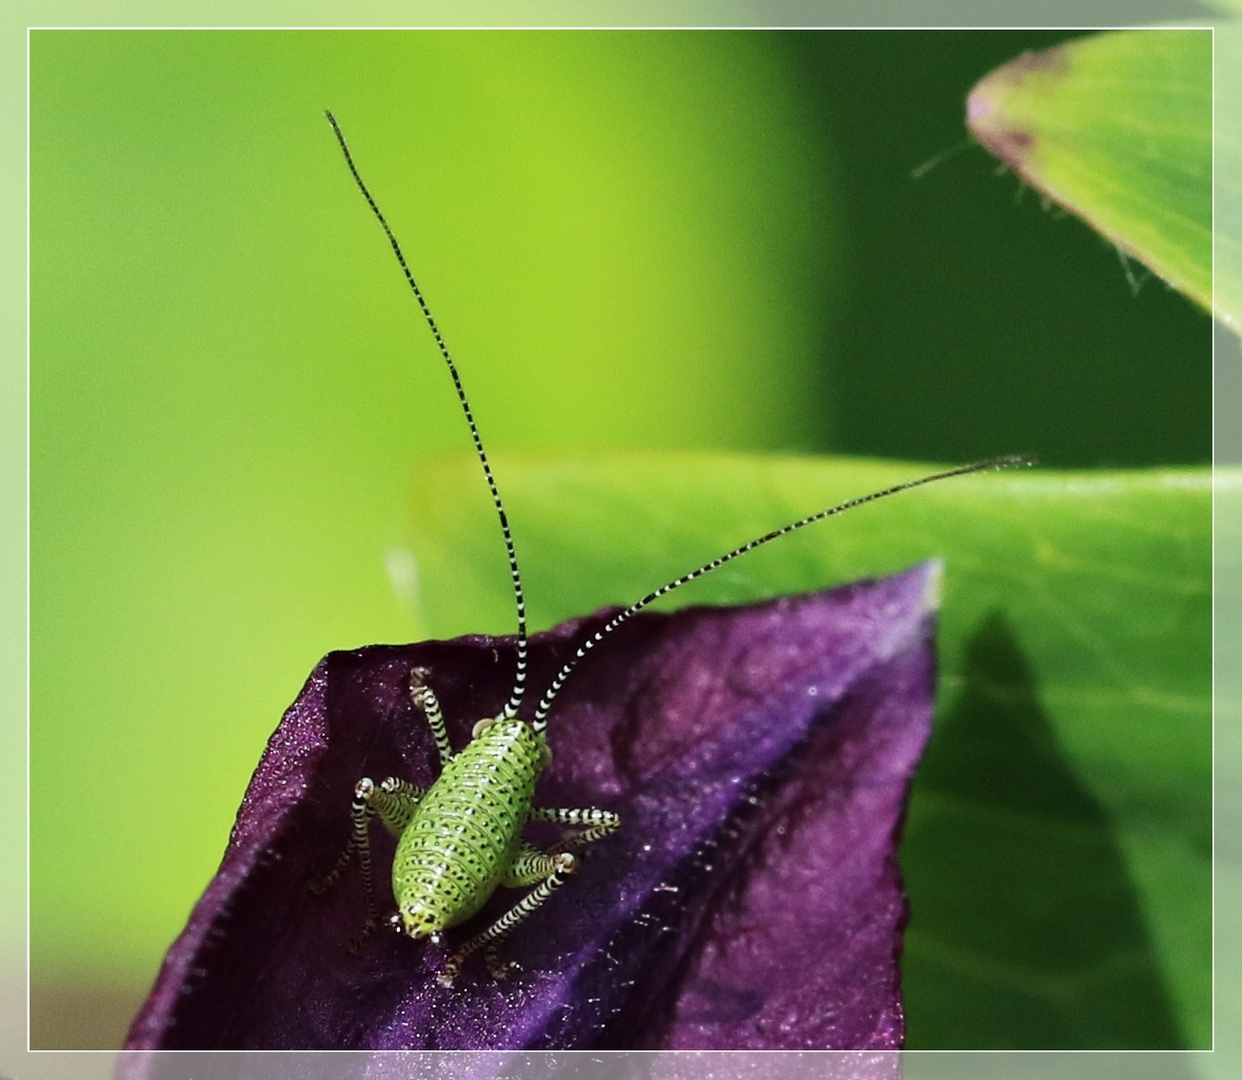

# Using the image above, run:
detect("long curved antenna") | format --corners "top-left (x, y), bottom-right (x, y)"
top-left (531, 454), bottom-right (1033, 731)
top-left (326, 111), bottom-right (528, 720)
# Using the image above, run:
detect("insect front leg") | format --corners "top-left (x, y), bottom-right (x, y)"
top-left (311, 776), bottom-right (425, 950)
top-left (410, 665), bottom-right (453, 768)
top-left (436, 843), bottom-right (579, 988)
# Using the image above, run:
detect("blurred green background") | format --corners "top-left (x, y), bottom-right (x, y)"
top-left (29, 29), bottom-right (1209, 1049)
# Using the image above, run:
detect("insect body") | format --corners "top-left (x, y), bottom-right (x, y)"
top-left (316, 110), bottom-right (1030, 987)
top-left (313, 664), bottom-right (618, 987)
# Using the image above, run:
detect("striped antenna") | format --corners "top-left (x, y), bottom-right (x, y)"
top-left (531, 454), bottom-right (1033, 731)
top-left (326, 111), bottom-right (529, 721)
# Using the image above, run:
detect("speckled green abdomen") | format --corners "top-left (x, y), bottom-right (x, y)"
top-left (392, 719), bottom-right (546, 936)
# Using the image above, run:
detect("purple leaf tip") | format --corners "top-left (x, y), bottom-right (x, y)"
top-left (122, 563), bottom-right (939, 1056)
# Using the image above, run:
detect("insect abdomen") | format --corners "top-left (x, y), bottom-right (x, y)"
top-left (392, 720), bottom-right (545, 935)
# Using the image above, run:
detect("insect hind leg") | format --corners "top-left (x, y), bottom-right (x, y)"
top-left (437, 845), bottom-right (578, 988)
top-left (310, 776), bottom-right (426, 950)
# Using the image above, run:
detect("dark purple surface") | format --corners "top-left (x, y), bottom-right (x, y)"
top-left (123, 564), bottom-right (938, 1054)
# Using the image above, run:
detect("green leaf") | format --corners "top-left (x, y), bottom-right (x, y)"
top-left (409, 453), bottom-right (1214, 1048)
top-left (1215, 22), bottom-right (1242, 332)
top-left (967, 29), bottom-right (1219, 324)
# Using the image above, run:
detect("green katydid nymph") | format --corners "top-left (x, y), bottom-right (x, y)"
top-left (312, 110), bottom-right (1030, 988)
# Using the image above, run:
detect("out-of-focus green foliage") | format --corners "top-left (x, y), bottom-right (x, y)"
top-left (29, 29), bottom-right (1211, 1050)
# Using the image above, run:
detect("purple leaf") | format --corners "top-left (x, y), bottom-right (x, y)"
top-left (122, 563), bottom-right (938, 1057)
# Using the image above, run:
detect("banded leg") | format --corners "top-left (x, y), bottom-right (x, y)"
top-left (529, 805), bottom-right (621, 855)
top-left (311, 776), bottom-right (425, 948)
top-left (410, 665), bottom-right (453, 767)
top-left (436, 845), bottom-right (578, 988)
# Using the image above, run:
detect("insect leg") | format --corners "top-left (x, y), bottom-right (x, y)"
top-left (312, 777), bottom-right (426, 949)
top-left (370, 777), bottom-right (424, 837)
top-left (529, 805), bottom-right (621, 854)
top-left (309, 779), bottom-right (376, 895)
top-left (410, 665), bottom-right (453, 768)
top-left (436, 844), bottom-right (578, 987)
